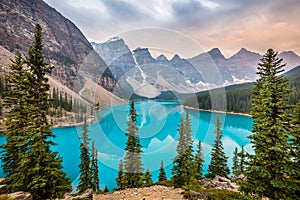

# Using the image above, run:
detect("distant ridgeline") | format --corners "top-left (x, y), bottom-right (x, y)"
top-left (184, 65), bottom-right (300, 113)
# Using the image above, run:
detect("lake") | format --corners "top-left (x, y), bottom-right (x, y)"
top-left (0, 100), bottom-right (253, 191)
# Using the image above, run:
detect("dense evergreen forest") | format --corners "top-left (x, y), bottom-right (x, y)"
top-left (184, 65), bottom-right (300, 113)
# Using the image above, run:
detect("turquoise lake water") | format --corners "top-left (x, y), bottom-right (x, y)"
top-left (0, 100), bottom-right (253, 191)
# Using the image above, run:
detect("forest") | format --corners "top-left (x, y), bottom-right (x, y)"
top-left (184, 66), bottom-right (300, 113)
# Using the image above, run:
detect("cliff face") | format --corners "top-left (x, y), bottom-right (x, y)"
top-left (0, 0), bottom-right (97, 88)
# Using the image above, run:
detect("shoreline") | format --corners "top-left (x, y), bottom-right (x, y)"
top-left (183, 105), bottom-right (252, 117)
top-left (51, 116), bottom-right (97, 128)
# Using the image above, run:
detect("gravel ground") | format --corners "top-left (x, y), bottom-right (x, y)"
top-left (94, 185), bottom-right (185, 200)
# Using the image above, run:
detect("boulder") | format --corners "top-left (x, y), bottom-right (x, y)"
top-left (189, 190), bottom-right (207, 200)
top-left (73, 189), bottom-right (94, 200)
top-left (8, 191), bottom-right (32, 200)
top-left (201, 176), bottom-right (240, 192)
top-left (231, 174), bottom-right (246, 183)
top-left (0, 184), bottom-right (8, 194)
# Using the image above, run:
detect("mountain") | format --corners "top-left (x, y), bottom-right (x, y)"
top-left (279, 51), bottom-right (300, 72)
top-left (93, 37), bottom-right (135, 81)
top-left (0, 0), bottom-right (118, 91)
top-left (0, 0), bottom-right (122, 104)
top-left (93, 39), bottom-right (205, 98)
top-left (185, 65), bottom-right (300, 113)
top-left (226, 48), bottom-right (261, 80)
top-left (93, 36), bottom-right (300, 99)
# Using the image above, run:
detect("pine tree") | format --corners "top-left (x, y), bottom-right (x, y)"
top-left (158, 160), bottom-right (167, 182)
top-left (1, 53), bottom-right (30, 185)
top-left (238, 145), bottom-right (246, 175)
top-left (194, 140), bottom-right (204, 179)
top-left (171, 112), bottom-right (196, 187)
top-left (290, 102), bottom-right (300, 195)
top-left (232, 147), bottom-right (239, 176)
top-left (206, 116), bottom-right (230, 178)
top-left (91, 141), bottom-right (100, 192)
top-left (78, 117), bottom-right (92, 193)
top-left (2, 24), bottom-right (71, 199)
top-left (123, 100), bottom-right (143, 188)
top-left (240, 49), bottom-right (294, 199)
top-left (116, 159), bottom-right (124, 189)
top-left (142, 169), bottom-right (153, 187)
top-left (104, 186), bottom-right (109, 193)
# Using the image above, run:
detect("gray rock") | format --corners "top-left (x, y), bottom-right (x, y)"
top-left (189, 191), bottom-right (207, 200)
top-left (8, 191), bottom-right (32, 200)
top-left (74, 188), bottom-right (94, 200)
top-left (231, 174), bottom-right (246, 183)
top-left (0, 184), bottom-right (8, 194)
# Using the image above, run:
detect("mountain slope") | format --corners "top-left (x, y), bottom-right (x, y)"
top-left (0, 0), bottom-right (119, 92)
top-left (184, 65), bottom-right (300, 113)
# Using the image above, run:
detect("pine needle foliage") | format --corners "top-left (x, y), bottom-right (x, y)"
top-left (206, 116), bottom-right (230, 178)
top-left (240, 49), bottom-right (296, 199)
top-left (1, 24), bottom-right (71, 199)
top-left (123, 100), bottom-right (143, 188)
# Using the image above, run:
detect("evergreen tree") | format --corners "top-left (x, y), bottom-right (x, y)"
top-left (1, 53), bottom-right (29, 183)
top-left (103, 186), bottom-right (109, 193)
top-left (194, 140), bottom-right (204, 179)
top-left (78, 117), bottom-right (92, 193)
top-left (240, 49), bottom-right (294, 199)
top-left (171, 112), bottom-right (196, 187)
top-left (91, 141), bottom-right (100, 192)
top-left (232, 147), bottom-right (239, 176)
top-left (2, 24), bottom-right (71, 199)
top-left (158, 160), bottom-right (167, 182)
top-left (116, 159), bottom-right (124, 189)
top-left (238, 145), bottom-right (246, 175)
top-left (290, 102), bottom-right (300, 195)
top-left (123, 100), bottom-right (143, 188)
top-left (206, 116), bottom-right (230, 178)
top-left (142, 169), bottom-right (153, 187)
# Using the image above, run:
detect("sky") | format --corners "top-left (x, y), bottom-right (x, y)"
top-left (44, 0), bottom-right (300, 58)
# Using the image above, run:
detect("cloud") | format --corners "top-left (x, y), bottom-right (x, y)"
top-left (44, 0), bottom-right (300, 57)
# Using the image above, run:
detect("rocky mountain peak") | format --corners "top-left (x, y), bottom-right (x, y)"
top-left (170, 54), bottom-right (181, 62)
top-left (133, 47), bottom-right (156, 65)
top-left (156, 54), bottom-right (169, 61)
top-left (279, 50), bottom-right (300, 71)
top-left (0, 0), bottom-right (95, 89)
top-left (208, 48), bottom-right (226, 62)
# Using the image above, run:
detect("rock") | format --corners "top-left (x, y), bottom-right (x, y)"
top-left (0, 184), bottom-right (8, 194)
top-left (8, 191), bottom-right (32, 200)
top-left (213, 176), bottom-right (230, 183)
top-left (74, 188), bottom-right (94, 200)
top-left (189, 191), bottom-right (207, 200)
top-left (231, 174), bottom-right (246, 183)
top-left (201, 176), bottom-right (240, 192)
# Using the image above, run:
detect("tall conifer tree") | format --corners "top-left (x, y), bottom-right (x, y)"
top-left (123, 100), bottom-right (143, 188)
top-left (232, 147), bottom-right (239, 176)
top-left (91, 141), bottom-right (100, 192)
top-left (172, 112), bottom-right (196, 187)
top-left (241, 49), bottom-right (294, 199)
top-left (290, 102), bottom-right (300, 196)
top-left (142, 169), bottom-right (153, 187)
top-left (194, 140), bottom-right (204, 179)
top-left (158, 160), bottom-right (167, 182)
top-left (2, 24), bottom-right (71, 199)
top-left (116, 159), bottom-right (124, 189)
top-left (1, 54), bottom-right (30, 184)
top-left (206, 116), bottom-right (230, 178)
top-left (238, 145), bottom-right (246, 175)
top-left (78, 117), bottom-right (92, 193)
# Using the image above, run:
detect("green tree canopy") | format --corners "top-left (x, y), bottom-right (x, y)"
top-left (206, 116), bottom-right (230, 178)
